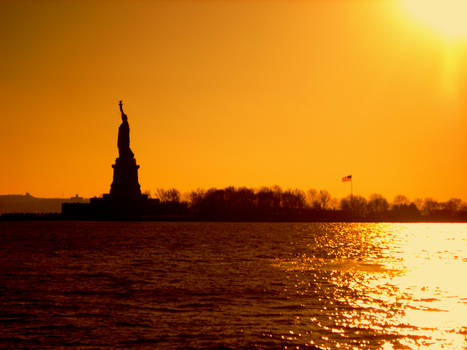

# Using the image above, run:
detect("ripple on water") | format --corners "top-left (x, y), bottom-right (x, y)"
top-left (0, 221), bottom-right (466, 349)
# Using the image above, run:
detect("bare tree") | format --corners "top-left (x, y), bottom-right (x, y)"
top-left (367, 193), bottom-right (389, 214)
top-left (442, 198), bottom-right (462, 212)
top-left (307, 189), bottom-right (319, 208)
top-left (340, 195), bottom-right (368, 217)
top-left (155, 188), bottom-right (181, 203)
top-left (392, 194), bottom-right (410, 207)
top-left (188, 188), bottom-right (205, 207)
top-left (318, 190), bottom-right (331, 209)
top-left (421, 198), bottom-right (440, 215)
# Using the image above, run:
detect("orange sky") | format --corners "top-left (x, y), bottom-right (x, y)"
top-left (2, 0), bottom-right (467, 201)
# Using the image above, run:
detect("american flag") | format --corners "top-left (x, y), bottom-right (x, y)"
top-left (342, 175), bottom-right (352, 182)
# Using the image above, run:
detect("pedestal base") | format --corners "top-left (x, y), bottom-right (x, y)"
top-left (109, 156), bottom-right (142, 198)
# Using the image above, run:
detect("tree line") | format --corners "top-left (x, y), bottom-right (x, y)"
top-left (147, 186), bottom-right (467, 222)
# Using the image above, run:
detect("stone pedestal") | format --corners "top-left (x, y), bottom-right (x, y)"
top-left (109, 156), bottom-right (142, 198)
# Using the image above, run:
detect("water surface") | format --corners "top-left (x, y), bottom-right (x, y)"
top-left (0, 222), bottom-right (465, 349)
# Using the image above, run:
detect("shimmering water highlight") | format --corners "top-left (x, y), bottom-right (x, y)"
top-left (0, 222), bottom-right (465, 349)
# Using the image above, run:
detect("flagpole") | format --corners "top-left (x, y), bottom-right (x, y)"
top-left (342, 175), bottom-right (353, 205)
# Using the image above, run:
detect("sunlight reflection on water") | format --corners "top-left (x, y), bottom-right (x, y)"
top-left (0, 222), bottom-right (465, 349)
top-left (273, 223), bottom-right (467, 349)
top-left (379, 224), bottom-right (467, 349)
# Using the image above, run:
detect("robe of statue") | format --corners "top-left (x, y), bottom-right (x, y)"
top-left (117, 108), bottom-right (134, 159)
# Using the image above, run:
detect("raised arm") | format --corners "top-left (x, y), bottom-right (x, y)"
top-left (119, 100), bottom-right (124, 114)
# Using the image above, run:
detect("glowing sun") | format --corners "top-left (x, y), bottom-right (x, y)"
top-left (402, 0), bottom-right (467, 39)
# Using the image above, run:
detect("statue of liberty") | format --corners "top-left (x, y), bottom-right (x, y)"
top-left (109, 99), bottom-right (141, 198)
top-left (117, 100), bottom-right (134, 159)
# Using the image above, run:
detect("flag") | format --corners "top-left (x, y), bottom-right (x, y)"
top-left (342, 175), bottom-right (352, 182)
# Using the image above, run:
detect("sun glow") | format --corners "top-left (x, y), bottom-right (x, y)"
top-left (402, 0), bottom-right (467, 39)
top-left (399, 0), bottom-right (467, 99)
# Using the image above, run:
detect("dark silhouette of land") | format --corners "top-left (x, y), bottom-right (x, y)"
top-left (2, 102), bottom-right (466, 222)
top-left (0, 193), bottom-right (87, 215)
top-left (2, 187), bottom-right (466, 222)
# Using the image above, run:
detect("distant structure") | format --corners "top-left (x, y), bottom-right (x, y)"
top-left (62, 101), bottom-right (158, 218)
top-left (108, 101), bottom-right (142, 198)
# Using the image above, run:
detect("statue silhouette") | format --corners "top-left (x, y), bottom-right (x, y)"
top-left (62, 100), bottom-right (155, 218)
top-left (108, 100), bottom-right (142, 198)
top-left (117, 101), bottom-right (134, 159)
